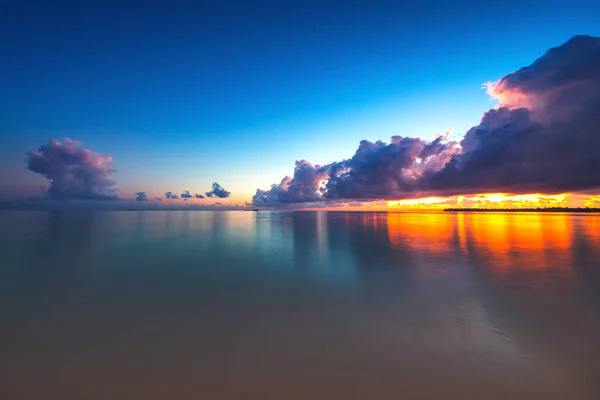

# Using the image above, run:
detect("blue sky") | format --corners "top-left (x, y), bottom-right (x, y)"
top-left (1, 0), bottom-right (599, 202)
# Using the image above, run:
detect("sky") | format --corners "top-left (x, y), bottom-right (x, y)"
top-left (1, 0), bottom-right (600, 209)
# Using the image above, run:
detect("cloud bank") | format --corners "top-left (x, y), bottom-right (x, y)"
top-left (27, 138), bottom-right (117, 200)
top-left (164, 185), bottom-right (231, 201)
top-left (254, 35), bottom-right (600, 206)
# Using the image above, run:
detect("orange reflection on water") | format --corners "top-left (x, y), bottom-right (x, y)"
top-left (465, 213), bottom-right (575, 279)
top-left (582, 215), bottom-right (600, 244)
top-left (363, 212), bottom-right (590, 282)
top-left (541, 214), bottom-right (571, 250)
top-left (456, 212), bottom-right (468, 254)
top-left (466, 213), bottom-right (512, 267)
top-left (386, 213), bottom-right (454, 255)
top-left (509, 214), bottom-right (545, 252)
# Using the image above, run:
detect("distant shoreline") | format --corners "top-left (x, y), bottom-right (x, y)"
top-left (444, 207), bottom-right (600, 213)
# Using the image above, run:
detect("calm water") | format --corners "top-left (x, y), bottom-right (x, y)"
top-left (1, 211), bottom-right (600, 399)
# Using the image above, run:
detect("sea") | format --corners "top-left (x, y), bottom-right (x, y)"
top-left (1, 210), bottom-right (600, 399)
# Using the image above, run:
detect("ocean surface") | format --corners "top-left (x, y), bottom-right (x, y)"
top-left (1, 210), bottom-right (600, 399)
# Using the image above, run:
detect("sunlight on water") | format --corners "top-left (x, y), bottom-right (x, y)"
top-left (1, 210), bottom-right (599, 399)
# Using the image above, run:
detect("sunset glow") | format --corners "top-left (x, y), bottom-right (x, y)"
top-left (298, 192), bottom-right (600, 212)
top-left (4, 2), bottom-right (600, 399)
top-left (361, 193), bottom-right (596, 211)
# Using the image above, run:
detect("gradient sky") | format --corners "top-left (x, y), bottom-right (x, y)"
top-left (1, 0), bottom-right (599, 203)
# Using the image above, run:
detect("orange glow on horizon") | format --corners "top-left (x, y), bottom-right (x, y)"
top-left (299, 192), bottom-right (600, 211)
top-left (388, 192), bottom-right (570, 210)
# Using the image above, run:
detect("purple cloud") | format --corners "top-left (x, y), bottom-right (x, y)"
top-left (253, 160), bottom-right (331, 206)
top-left (195, 193), bottom-right (205, 199)
top-left (27, 138), bottom-right (117, 200)
top-left (253, 35), bottom-right (600, 205)
top-left (430, 35), bottom-right (600, 196)
top-left (165, 191), bottom-right (179, 199)
top-left (324, 136), bottom-right (458, 200)
top-left (181, 190), bottom-right (193, 199)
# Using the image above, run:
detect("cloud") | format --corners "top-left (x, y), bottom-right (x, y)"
top-left (253, 160), bottom-right (331, 205)
top-left (195, 193), bottom-right (205, 199)
top-left (254, 35), bottom-right (600, 205)
top-left (181, 190), bottom-right (193, 199)
top-left (324, 135), bottom-right (459, 200)
top-left (205, 182), bottom-right (231, 198)
top-left (26, 138), bottom-right (117, 200)
top-left (135, 192), bottom-right (148, 201)
top-left (486, 35), bottom-right (600, 117)
top-left (430, 35), bottom-right (600, 196)
top-left (253, 138), bottom-right (458, 205)
top-left (165, 191), bottom-right (179, 199)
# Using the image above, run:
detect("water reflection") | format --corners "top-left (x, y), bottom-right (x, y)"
top-left (1, 210), bottom-right (600, 399)
top-left (387, 212), bottom-right (454, 255)
top-left (457, 213), bottom-right (597, 288)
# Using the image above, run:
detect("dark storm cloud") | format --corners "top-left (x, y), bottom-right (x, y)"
top-left (135, 192), bottom-right (149, 201)
top-left (205, 182), bottom-right (231, 198)
top-left (165, 191), bottom-right (179, 199)
top-left (431, 35), bottom-right (600, 195)
top-left (253, 35), bottom-right (600, 205)
top-left (195, 193), bottom-right (205, 199)
top-left (26, 138), bottom-right (117, 200)
top-left (181, 190), bottom-right (193, 199)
